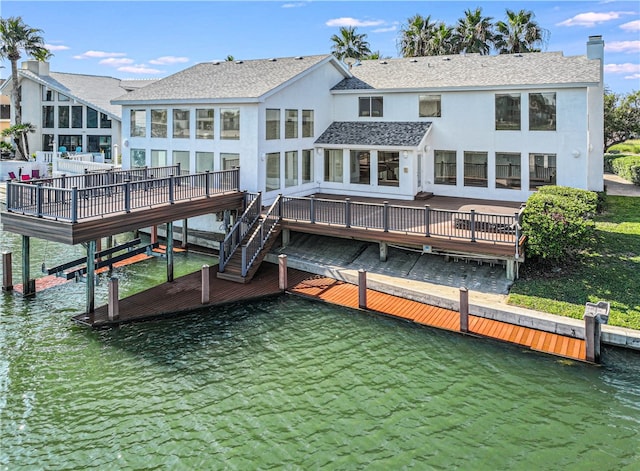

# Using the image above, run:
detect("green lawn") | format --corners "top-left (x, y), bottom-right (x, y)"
top-left (508, 195), bottom-right (640, 330)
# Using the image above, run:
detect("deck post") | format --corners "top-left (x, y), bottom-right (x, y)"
top-left (71, 187), bottom-right (78, 223)
top-left (358, 269), bottom-right (367, 309)
top-left (424, 205), bottom-right (431, 237)
top-left (459, 287), bottom-right (469, 333)
top-left (151, 225), bottom-right (158, 245)
top-left (166, 222), bottom-right (174, 282)
top-left (124, 179), bottom-right (131, 213)
top-left (310, 196), bottom-right (316, 224)
top-left (223, 210), bottom-right (231, 233)
top-left (514, 212), bottom-right (521, 260)
top-left (583, 301), bottom-right (610, 363)
top-left (181, 218), bottom-right (188, 250)
top-left (2, 252), bottom-right (13, 291)
top-left (21, 235), bottom-right (35, 297)
top-left (345, 198), bottom-right (351, 228)
top-left (36, 183), bottom-right (43, 218)
top-left (379, 241), bottom-right (388, 262)
top-left (168, 175), bottom-right (175, 204)
top-left (201, 265), bottom-right (210, 304)
top-left (86, 240), bottom-right (96, 314)
top-left (282, 228), bottom-right (290, 247)
top-left (205, 171), bottom-right (211, 197)
top-left (108, 277), bottom-right (119, 321)
top-left (470, 210), bottom-right (476, 242)
top-left (506, 260), bottom-right (516, 281)
top-left (383, 201), bottom-right (389, 232)
top-left (278, 254), bottom-right (288, 291)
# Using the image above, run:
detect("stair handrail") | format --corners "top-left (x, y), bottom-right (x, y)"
top-left (219, 192), bottom-right (261, 272)
top-left (241, 194), bottom-right (282, 278)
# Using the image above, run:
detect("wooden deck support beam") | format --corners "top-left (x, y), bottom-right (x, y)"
top-left (166, 222), bottom-right (174, 282)
top-left (459, 287), bottom-right (469, 333)
top-left (358, 269), bottom-right (367, 309)
top-left (108, 277), bottom-right (119, 321)
top-left (21, 235), bottom-right (35, 297)
top-left (201, 265), bottom-right (210, 304)
top-left (181, 219), bottom-right (188, 250)
top-left (278, 254), bottom-right (288, 291)
top-left (282, 228), bottom-right (290, 247)
top-left (2, 252), bottom-right (13, 291)
top-left (151, 225), bottom-right (158, 245)
top-left (379, 241), bottom-right (388, 262)
top-left (86, 240), bottom-right (96, 313)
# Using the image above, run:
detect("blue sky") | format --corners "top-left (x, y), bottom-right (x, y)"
top-left (2, 1), bottom-right (639, 94)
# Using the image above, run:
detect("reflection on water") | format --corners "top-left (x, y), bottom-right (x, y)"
top-left (1, 232), bottom-right (640, 469)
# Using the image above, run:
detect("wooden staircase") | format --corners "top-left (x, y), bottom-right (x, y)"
top-left (216, 219), bottom-right (282, 284)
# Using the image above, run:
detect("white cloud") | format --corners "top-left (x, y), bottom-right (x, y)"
top-left (148, 56), bottom-right (189, 65)
top-left (282, 2), bottom-right (306, 7)
top-left (624, 73), bottom-right (640, 80)
top-left (604, 63), bottom-right (640, 74)
top-left (73, 50), bottom-right (127, 60)
top-left (606, 41), bottom-right (640, 53)
top-left (557, 11), bottom-right (632, 27)
top-left (372, 26), bottom-right (397, 34)
top-left (99, 57), bottom-right (135, 66)
top-left (45, 44), bottom-right (69, 51)
top-left (117, 65), bottom-right (163, 74)
top-left (620, 19), bottom-right (640, 32)
top-left (326, 17), bottom-right (385, 28)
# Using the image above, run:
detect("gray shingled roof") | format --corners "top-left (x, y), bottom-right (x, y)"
top-left (315, 122), bottom-right (432, 147)
top-left (18, 70), bottom-right (157, 118)
top-left (113, 55), bottom-right (345, 103)
top-left (332, 52), bottom-right (601, 91)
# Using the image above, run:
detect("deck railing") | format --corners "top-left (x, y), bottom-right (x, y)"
top-left (6, 167), bottom-right (240, 223)
top-left (241, 194), bottom-right (282, 277)
top-left (219, 192), bottom-right (261, 272)
top-left (280, 195), bottom-right (522, 250)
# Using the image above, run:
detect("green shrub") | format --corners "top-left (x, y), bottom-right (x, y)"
top-left (611, 155), bottom-right (640, 185)
top-left (607, 140), bottom-right (640, 155)
top-left (603, 153), bottom-right (630, 172)
top-left (522, 186), bottom-right (598, 262)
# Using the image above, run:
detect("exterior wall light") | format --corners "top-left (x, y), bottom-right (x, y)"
top-left (572, 150), bottom-right (581, 158)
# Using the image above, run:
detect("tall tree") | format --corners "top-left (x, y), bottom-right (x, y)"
top-left (330, 26), bottom-right (371, 64)
top-left (429, 23), bottom-right (457, 55)
top-left (2, 122), bottom-right (36, 160)
top-left (604, 89), bottom-right (640, 151)
top-left (397, 14), bottom-right (436, 57)
top-left (493, 9), bottom-right (547, 54)
top-left (455, 7), bottom-right (494, 55)
top-left (0, 16), bottom-right (49, 159)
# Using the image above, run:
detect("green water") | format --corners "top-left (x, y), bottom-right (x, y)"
top-left (1, 233), bottom-right (640, 470)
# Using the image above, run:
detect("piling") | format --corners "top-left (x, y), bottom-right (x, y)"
top-left (459, 287), bottom-right (469, 332)
top-left (108, 277), bottom-right (119, 321)
top-left (584, 301), bottom-right (610, 363)
top-left (2, 252), bottom-right (13, 291)
top-left (358, 269), bottom-right (367, 309)
top-left (278, 254), bottom-right (288, 291)
top-left (201, 265), bottom-right (210, 304)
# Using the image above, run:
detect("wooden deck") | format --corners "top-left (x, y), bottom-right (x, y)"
top-left (288, 276), bottom-right (587, 362)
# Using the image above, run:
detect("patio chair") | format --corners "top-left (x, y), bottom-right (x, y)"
top-left (31, 169), bottom-right (41, 179)
top-left (8, 171), bottom-right (17, 180)
top-left (75, 146), bottom-right (82, 153)
top-left (21, 174), bottom-right (31, 182)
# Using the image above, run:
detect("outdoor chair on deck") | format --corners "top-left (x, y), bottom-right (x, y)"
top-left (31, 169), bottom-right (40, 179)
top-left (8, 171), bottom-right (17, 180)
top-left (21, 174), bottom-right (31, 182)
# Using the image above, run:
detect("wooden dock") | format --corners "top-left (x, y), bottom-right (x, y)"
top-left (288, 276), bottom-right (587, 362)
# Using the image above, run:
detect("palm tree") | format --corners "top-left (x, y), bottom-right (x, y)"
top-left (330, 26), bottom-right (371, 64)
top-left (0, 16), bottom-right (49, 159)
top-left (2, 122), bottom-right (36, 161)
top-left (455, 7), bottom-right (494, 55)
top-left (493, 9), bottom-right (548, 54)
top-left (429, 23), bottom-right (456, 55)
top-left (397, 14), bottom-right (436, 57)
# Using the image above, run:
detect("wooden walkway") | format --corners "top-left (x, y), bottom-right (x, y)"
top-left (289, 277), bottom-right (587, 362)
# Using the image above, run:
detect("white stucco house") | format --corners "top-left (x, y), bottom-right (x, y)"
top-left (0, 60), bottom-right (154, 160)
top-left (112, 36), bottom-right (604, 214)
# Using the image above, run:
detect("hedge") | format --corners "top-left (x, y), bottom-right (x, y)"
top-left (611, 155), bottom-right (640, 185)
top-left (521, 186), bottom-right (598, 262)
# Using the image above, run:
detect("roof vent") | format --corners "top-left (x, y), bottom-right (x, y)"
top-left (270, 58), bottom-right (277, 61)
top-left (295, 56), bottom-right (304, 60)
top-left (409, 58), bottom-right (418, 63)
top-left (235, 60), bottom-right (243, 64)
top-left (212, 61), bottom-right (220, 65)
top-left (443, 57), bottom-right (450, 61)
top-left (514, 54), bottom-right (523, 58)
top-left (379, 60), bottom-right (387, 65)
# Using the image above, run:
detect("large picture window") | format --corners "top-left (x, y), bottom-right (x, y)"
top-left (151, 109), bottom-right (167, 138)
top-left (285, 109), bottom-right (298, 139)
top-left (173, 109), bottom-right (190, 138)
top-left (72, 106), bottom-right (83, 128)
top-left (221, 153), bottom-right (239, 170)
top-left (302, 149), bottom-right (313, 183)
top-left (529, 92), bottom-right (556, 131)
top-left (419, 95), bottom-right (441, 117)
top-left (302, 110), bottom-right (314, 138)
top-left (495, 152), bottom-right (521, 189)
top-left (495, 94), bottom-right (521, 130)
top-left (58, 106), bottom-right (69, 128)
top-left (42, 106), bottom-right (54, 128)
top-left (42, 86), bottom-right (53, 101)
top-left (87, 107), bottom-right (98, 128)
top-left (131, 148), bottom-right (146, 168)
top-left (359, 96), bottom-right (383, 117)
top-left (195, 151), bottom-right (214, 172)
top-left (266, 152), bottom-right (280, 191)
top-left (464, 151), bottom-right (488, 187)
top-left (285, 150), bottom-right (298, 187)
top-left (324, 149), bottom-right (343, 183)
top-left (196, 109), bottom-right (214, 139)
top-left (173, 151), bottom-right (190, 174)
top-left (131, 110), bottom-right (146, 137)
top-left (529, 153), bottom-right (556, 190)
top-left (59, 135), bottom-right (82, 152)
top-left (87, 136), bottom-right (111, 157)
top-left (266, 109), bottom-right (280, 140)
top-left (350, 150), bottom-right (370, 184)
top-left (378, 151), bottom-right (399, 187)
top-left (221, 108), bottom-right (240, 140)
top-left (100, 113), bottom-right (112, 129)
top-left (151, 149), bottom-right (167, 167)
top-left (434, 150), bottom-right (456, 185)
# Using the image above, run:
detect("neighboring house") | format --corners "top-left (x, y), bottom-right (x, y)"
top-left (113, 36), bottom-right (604, 214)
top-left (0, 79), bottom-right (10, 135)
top-left (0, 60), bottom-right (154, 160)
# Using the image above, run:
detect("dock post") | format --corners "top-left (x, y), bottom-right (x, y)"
top-left (358, 269), bottom-right (367, 309)
top-left (583, 301), bottom-right (610, 363)
top-left (181, 218), bottom-right (188, 250)
top-left (2, 252), bottom-right (13, 291)
top-left (151, 225), bottom-right (158, 245)
top-left (108, 277), bottom-right (119, 321)
top-left (86, 240), bottom-right (96, 313)
top-left (201, 265), bottom-right (210, 304)
top-left (459, 287), bottom-right (469, 333)
top-left (166, 222), bottom-right (174, 282)
top-left (278, 254), bottom-right (288, 291)
top-left (379, 241), bottom-right (388, 262)
top-left (282, 228), bottom-right (290, 248)
top-left (21, 236), bottom-right (35, 297)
